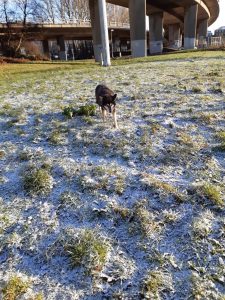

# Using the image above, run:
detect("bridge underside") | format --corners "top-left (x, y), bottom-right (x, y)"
top-left (0, 0), bottom-right (219, 65)
top-left (108, 0), bottom-right (219, 26)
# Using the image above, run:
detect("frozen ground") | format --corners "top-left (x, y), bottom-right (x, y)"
top-left (0, 52), bottom-right (225, 299)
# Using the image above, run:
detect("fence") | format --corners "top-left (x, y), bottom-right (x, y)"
top-left (198, 36), bottom-right (224, 49)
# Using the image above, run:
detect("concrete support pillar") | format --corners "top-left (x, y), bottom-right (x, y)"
top-left (184, 4), bottom-right (198, 49)
top-left (89, 0), bottom-right (102, 62)
top-left (57, 36), bottom-right (66, 60)
top-left (149, 12), bottom-right (164, 54)
top-left (98, 0), bottom-right (111, 66)
top-left (42, 40), bottom-right (50, 58)
top-left (89, 0), bottom-right (110, 66)
top-left (168, 24), bottom-right (181, 48)
top-left (114, 37), bottom-right (121, 52)
top-left (129, 0), bottom-right (146, 57)
top-left (198, 19), bottom-right (208, 38)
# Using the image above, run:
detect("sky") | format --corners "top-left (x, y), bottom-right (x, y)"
top-left (208, 0), bottom-right (225, 33)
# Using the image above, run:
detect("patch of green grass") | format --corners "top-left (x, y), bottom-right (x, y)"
top-left (62, 106), bottom-right (74, 119)
top-left (2, 276), bottom-right (29, 300)
top-left (0, 106), bottom-right (25, 118)
top-left (48, 130), bottom-right (65, 145)
top-left (23, 166), bottom-right (53, 195)
top-left (207, 71), bottom-right (219, 77)
top-left (192, 210), bottom-right (213, 238)
top-left (32, 293), bottom-right (44, 300)
top-left (177, 132), bottom-right (195, 147)
top-left (59, 191), bottom-right (80, 208)
top-left (75, 105), bottom-right (96, 117)
top-left (190, 273), bottom-right (212, 300)
top-left (63, 105), bottom-right (96, 119)
top-left (162, 209), bottom-right (180, 224)
top-left (112, 205), bottom-right (131, 220)
top-left (198, 113), bottom-right (216, 124)
top-left (113, 50), bottom-right (225, 67)
top-left (201, 183), bottom-right (224, 207)
top-left (65, 229), bottom-right (109, 272)
top-left (142, 270), bottom-right (173, 298)
top-left (82, 116), bottom-right (94, 125)
top-left (141, 173), bottom-right (185, 202)
top-left (129, 201), bottom-right (162, 237)
top-left (79, 165), bottom-right (126, 195)
top-left (192, 87), bottom-right (202, 93)
top-left (215, 131), bottom-right (225, 143)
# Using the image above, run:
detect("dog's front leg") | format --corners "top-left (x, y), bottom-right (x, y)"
top-left (112, 108), bottom-right (118, 129)
top-left (101, 108), bottom-right (107, 123)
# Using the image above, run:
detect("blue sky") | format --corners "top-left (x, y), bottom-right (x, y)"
top-left (208, 0), bottom-right (225, 32)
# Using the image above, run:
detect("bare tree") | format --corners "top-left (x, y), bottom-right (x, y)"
top-left (0, 0), bottom-right (40, 56)
top-left (56, 0), bottom-right (89, 23)
top-left (107, 3), bottom-right (129, 24)
top-left (13, 0), bottom-right (33, 52)
top-left (34, 0), bottom-right (58, 23)
top-left (0, 0), bottom-right (16, 55)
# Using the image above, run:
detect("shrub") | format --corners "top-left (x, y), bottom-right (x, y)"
top-left (75, 105), bottom-right (96, 116)
top-left (63, 107), bottom-right (74, 119)
top-left (63, 105), bottom-right (96, 118)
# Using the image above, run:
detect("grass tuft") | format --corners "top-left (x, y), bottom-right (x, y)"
top-left (2, 276), bottom-right (29, 300)
top-left (142, 270), bottom-right (173, 298)
top-left (23, 165), bottom-right (53, 195)
top-left (201, 183), bottom-right (224, 207)
top-left (65, 229), bottom-right (109, 273)
top-left (63, 106), bottom-right (74, 119)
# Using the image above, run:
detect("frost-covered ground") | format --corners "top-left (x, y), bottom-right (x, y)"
top-left (0, 52), bottom-right (225, 300)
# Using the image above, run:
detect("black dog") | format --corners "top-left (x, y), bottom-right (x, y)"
top-left (95, 84), bottom-right (118, 128)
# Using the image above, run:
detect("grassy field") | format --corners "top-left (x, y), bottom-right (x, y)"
top-left (0, 51), bottom-right (225, 299)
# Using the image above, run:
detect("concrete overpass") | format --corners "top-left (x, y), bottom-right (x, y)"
top-left (89, 0), bottom-right (219, 65)
top-left (0, 0), bottom-right (220, 65)
top-left (0, 21), bottom-right (131, 59)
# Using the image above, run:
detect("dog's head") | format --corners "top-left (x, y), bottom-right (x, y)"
top-left (98, 93), bottom-right (117, 106)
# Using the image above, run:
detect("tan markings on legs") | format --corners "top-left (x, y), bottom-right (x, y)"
top-left (102, 108), bottom-right (107, 123)
top-left (112, 109), bottom-right (118, 129)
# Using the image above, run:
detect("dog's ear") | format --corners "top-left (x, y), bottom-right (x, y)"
top-left (112, 94), bottom-right (117, 101)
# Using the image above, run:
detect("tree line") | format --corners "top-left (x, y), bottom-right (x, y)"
top-left (0, 0), bottom-right (128, 24)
